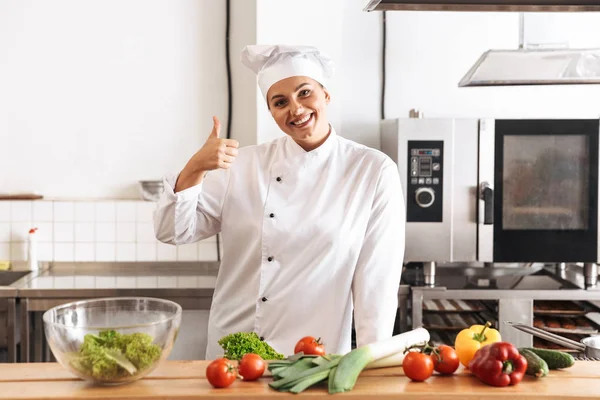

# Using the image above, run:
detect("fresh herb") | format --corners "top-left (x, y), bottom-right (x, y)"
top-left (69, 330), bottom-right (162, 381)
top-left (218, 332), bottom-right (285, 361)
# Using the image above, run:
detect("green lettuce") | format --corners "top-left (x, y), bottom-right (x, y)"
top-left (68, 330), bottom-right (162, 381)
top-left (218, 332), bottom-right (285, 361)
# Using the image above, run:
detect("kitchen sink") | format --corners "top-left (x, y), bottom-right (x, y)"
top-left (0, 271), bottom-right (30, 286)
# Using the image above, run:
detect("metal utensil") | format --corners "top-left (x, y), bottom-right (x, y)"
top-left (504, 321), bottom-right (600, 359)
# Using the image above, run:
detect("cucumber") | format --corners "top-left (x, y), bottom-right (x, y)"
top-left (519, 348), bottom-right (549, 377)
top-left (519, 348), bottom-right (575, 369)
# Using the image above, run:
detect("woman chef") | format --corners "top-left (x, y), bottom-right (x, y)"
top-left (154, 44), bottom-right (405, 360)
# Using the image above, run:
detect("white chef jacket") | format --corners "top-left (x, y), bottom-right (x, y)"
top-left (154, 127), bottom-right (405, 359)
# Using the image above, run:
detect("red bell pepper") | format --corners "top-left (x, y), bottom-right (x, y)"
top-left (468, 342), bottom-right (528, 387)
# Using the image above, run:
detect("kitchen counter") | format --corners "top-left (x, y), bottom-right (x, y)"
top-left (0, 360), bottom-right (598, 399)
top-left (11, 262), bottom-right (220, 297)
top-left (0, 286), bottom-right (17, 298)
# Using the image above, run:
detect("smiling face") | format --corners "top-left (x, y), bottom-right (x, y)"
top-left (266, 76), bottom-right (331, 151)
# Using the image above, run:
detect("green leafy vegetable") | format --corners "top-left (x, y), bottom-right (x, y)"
top-left (68, 330), bottom-right (162, 381)
top-left (218, 332), bottom-right (285, 361)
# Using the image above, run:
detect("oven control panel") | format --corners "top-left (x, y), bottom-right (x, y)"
top-left (407, 140), bottom-right (443, 222)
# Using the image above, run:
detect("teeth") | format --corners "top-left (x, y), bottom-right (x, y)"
top-left (292, 114), bottom-right (311, 125)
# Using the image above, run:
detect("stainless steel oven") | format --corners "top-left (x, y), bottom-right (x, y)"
top-left (381, 118), bottom-right (600, 264)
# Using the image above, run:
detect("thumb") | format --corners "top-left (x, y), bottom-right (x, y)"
top-left (210, 116), bottom-right (221, 138)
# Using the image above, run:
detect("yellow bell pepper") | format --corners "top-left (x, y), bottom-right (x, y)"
top-left (454, 322), bottom-right (501, 368)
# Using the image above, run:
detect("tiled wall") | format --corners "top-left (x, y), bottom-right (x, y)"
top-left (0, 200), bottom-right (218, 262)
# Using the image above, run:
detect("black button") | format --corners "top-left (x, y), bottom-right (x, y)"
top-left (276, 177), bottom-right (282, 182)
top-left (267, 256), bottom-right (273, 262)
top-left (269, 213), bottom-right (275, 218)
top-left (260, 336), bottom-right (264, 341)
top-left (261, 297), bottom-right (268, 302)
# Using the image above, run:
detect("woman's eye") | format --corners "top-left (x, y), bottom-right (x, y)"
top-left (274, 99), bottom-right (286, 107)
top-left (300, 89), bottom-right (310, 96)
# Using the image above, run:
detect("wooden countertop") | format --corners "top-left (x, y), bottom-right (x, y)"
top-left (0, 360), bottom-right (599, 399)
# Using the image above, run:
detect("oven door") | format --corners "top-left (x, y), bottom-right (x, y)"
top-left (478, 119), bottom-right (600, 263)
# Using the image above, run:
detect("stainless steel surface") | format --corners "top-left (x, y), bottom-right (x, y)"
top-left (43, 297), bottom-right (181, 384)
top-left (397, 285), bottom-right (410, 333)
top-left (584, 263), bottom-right (598, 288)
top-left (436, 263), bottom-right (544, 280)
top-left (459, 49), bottom-right (600, 87)
top-left (381, 118), bottom-right (479, 262)
top-left (364, 0), bottom-right (600, 12)
top-left (499, 300), bottom-right (533, 348)
top-left (453, 119), bottom-right (480, 261)
top-left (13, 262), bottom-right (219, 298)
top-left (0, 266), bottom-right (29, 362)
top-left (423, 262), bottom-right (436, 287)
top-left (21, 298), bottom-right (29, 363)
top-left (6, 299), bottom-right (16, 362)
top-left (478, 119), bottom-right (494, 261)
top-left (558, 262), bottom-right (567, 271)
top-left (0, 271), bottom-right (29, 287)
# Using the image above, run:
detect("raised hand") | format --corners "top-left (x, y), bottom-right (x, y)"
top-left (174, 116), bottom-right (239, 192)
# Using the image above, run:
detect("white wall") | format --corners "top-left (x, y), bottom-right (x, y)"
top-left (229, 0), bottom-right (258, 149)
top-left (3, 2), bottom-right (600, 199)
top-left (0, 0), bottom-right (227, 199)
top-left (340, 0), bottom-right (384, 150)
top-left (523, 12), bottom-right (600, 48)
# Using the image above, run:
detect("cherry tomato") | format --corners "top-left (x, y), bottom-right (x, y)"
top-left (238, 353), bottom-right (266, 381)
top-left (402, 351), bottom-right (434, 382)
top-left (294, 336), bottom-right (326, 356)
top-left (431, 345), bottom-right (460, 375)
top-left (206, 358), bottom-right (236, 388)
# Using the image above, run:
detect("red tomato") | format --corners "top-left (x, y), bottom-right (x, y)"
top-left (206, 358), bottom-right (237, 388)
top-left (294, 336), bottom-right (326, 356)
top-left (238, 353), bottom-right (266, 381)
top-left (431, 345), bottom-right (460, 375)
top-left (402, 351), bottom-right (434, 382)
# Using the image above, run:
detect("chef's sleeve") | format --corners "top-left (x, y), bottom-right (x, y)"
top-left (352, 159), bottom-right (405, 347)
top-left (153, 168), bottom-right (230, 245)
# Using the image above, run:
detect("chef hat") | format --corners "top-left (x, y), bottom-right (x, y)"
top-left (241, 44), bottom-right (334, 100)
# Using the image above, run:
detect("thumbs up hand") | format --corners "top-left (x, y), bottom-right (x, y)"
top-left (195, 116), bottom-right (239, 171)
top-left (174, 116), bottom-right (239, 192)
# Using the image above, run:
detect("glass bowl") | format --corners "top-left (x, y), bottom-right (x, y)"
top-left (43, 297), bottom-right (182, 385)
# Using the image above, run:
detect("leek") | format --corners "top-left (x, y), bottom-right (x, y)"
top-left (365, 351), bottom-right (408, 370)
top-left (329, 327), bottom-right (430, 393)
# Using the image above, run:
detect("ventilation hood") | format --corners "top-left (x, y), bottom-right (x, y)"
top-left (459, 48), bottom-right (600, 86)
top-left (364, 2), bottom-right (600, 86)
top-left (364, 0), bottom-right (600, 12)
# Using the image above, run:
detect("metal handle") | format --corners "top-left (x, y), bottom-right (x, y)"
top-left (480, 182), bottom-right (494, 225)
top-left (504, 321), bottom-right (586, 351)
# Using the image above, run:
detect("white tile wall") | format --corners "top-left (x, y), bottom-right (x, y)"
top-left (0, 200), bottom-right (218, 262)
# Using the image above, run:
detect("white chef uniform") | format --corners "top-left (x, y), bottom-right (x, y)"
top-left (154, 45), bottom-right (405, 360)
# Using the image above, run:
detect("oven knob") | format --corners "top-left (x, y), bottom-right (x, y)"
top-left (415, 187), bottom-right (435, 208)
